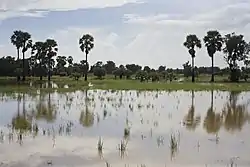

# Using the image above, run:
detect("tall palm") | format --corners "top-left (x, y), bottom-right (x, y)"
top-left (44, 39), bottom-right (58, 81)
top-left (203, 31), bottom-right (223, 82)
top-left (79, 34), bottom-right (94, 81)
top-left (11, 30), bottom-right (23, 81)
top-left (31, 41), bottom-right (46, 80)
top-left (183, 34), bottom-right (202, 82)
top-left (20, 32), bottom-right (32, 81)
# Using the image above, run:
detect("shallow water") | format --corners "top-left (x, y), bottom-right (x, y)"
top-left (0, 90), bottom-right (250, 167)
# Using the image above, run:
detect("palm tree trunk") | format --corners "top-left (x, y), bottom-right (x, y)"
top-left (40, 63), bottom-right (43, 81)
top-left (85, 53), bottom-right (88, 81)
top-left (48, 59), bottom-right (51, 81)
top-left (17, 49), bottom-right (20, 82)
top-left (192, 57), bottom-right (195, 82)
top-left (211, 90), bottom-right (214, 111)
top-left (211, 55), bottom-right (214, 82)
top-left (22, 51), bottom-right (25, 81)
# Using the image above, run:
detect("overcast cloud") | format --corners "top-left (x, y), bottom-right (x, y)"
top-left (0, 0), bottom-right (250, 68)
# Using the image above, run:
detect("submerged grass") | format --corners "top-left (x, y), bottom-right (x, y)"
top-left (0, 76), bottom-right (250, 93)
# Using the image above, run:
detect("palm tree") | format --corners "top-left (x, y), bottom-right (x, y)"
top-left (31, 41), bottom-right (46, 80)
top-left (10, 30), bottom-right (23, 81)
top-left (44, 39), bottom-right (58, 81)
top-left (203, 31), bottom-right (224, 82)
top-left (20, 32), bottom-right (32, 81)
top-left (183, 34), bottom-right (202, 82)
top-left (79, 34), bottom-right (94, 81)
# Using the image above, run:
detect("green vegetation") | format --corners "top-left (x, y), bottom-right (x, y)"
top-left (0, 30), bottom-right (250, 92)
top-left (0, 76), bottom-right (250, 93)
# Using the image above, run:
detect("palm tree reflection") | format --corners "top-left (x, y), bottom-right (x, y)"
top-left (79, 89), bottom-right (94, 127)
top-left (33, 92), bottom-right (57, 122)
top-left (222, 91), bottom-right (250, 132)
top-left (12, 93), bottom-right (32, 133)
top-left (184, 90), bottom-right (201, 130)
top-left (203, 90), bottom-right (223, 134)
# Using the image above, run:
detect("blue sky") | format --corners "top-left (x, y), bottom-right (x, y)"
top-left (0, 0), bottom-right (250, 68)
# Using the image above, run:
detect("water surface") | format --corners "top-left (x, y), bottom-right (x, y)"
top-left (0, 90), bottom-right (250, 167)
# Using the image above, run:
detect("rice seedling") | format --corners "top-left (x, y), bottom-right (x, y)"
top-left (124, 127), bottom-right (130, 137)
top-left (170, 132), bottom-right (179, 160)
top-left (118, 139), bottom-right (128, 152)
top-left (98, 137), bottom-right (103, 151)
top-left (105, 161), bottom-right (111, 167)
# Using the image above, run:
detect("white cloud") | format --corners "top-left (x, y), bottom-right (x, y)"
top-left (2, 0), bottom-right (250, 68)
top-left (0, 10), bottom-right (49, 21)
top-left (0, 0), bottom-right (142, 21)
top-left (0, 0), bottom-right (141, 10)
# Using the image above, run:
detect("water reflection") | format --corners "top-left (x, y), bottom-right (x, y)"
top-left (79, 90), bottom-right (95, 127)
top-left (222, 91), bottom-right (250, 132)
top-left (1, 90), bottom-right (250, 167)
top-left (30, 81), bottom-right (69, 89)
top-left (12, 93), bottom-right (32, 132)
top-left (202, 91), bottom-right (250, 133)
top-left (183, 90), bottom-right (201, 130)
top-left (203, 90), bottom-right (223, 134)
top-left (32, 92), bottom-right (57, 122)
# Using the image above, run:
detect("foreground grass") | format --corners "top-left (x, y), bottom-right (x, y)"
top-left (0, 76), bottom-right (250, 93)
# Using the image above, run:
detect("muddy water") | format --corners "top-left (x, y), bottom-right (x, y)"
top-left (0, 90), bottom-right (250, 167)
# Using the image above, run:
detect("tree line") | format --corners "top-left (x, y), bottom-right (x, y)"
top-left (184, 31), bottom-right (250, 82)
top-left (3, 30), bottom-right (250, 82)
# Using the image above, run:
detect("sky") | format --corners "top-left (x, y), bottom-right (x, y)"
top-left (0, 0), bottom-right (250, 68)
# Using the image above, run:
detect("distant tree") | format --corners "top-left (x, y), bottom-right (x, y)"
top-left (135, 70), bottom-right (148, 82)
top-left (103, 61), bottom-right (116, 74)
top-left (158, 66), bottom-right (166, 73)
top-left (124, 69), bottom-right (133, 79)
top-left (112, 67), bottom-right (125, 79)
top-left (149, 71), bottom-right (160, 82)
top-left (56, 56), bottom-right (67, 75)
top-left (11, 30), bottom-right (23, 81)
top-left (31, 41), bottom-right (46, 80)
top-left (183, 61), bottom-right (192, 78)
top-left (67, 56), bottom-right (73, 66)
top-left (72, 72), bottom-right (81, 80)
top-left (223, 33), bottom-right (249, 82)
top-left (20, 31), bottom-right (32, 81)
top-left (0, 56), bottom-right (18, 76)
top-left (183, 34), bottom-right (202, 82)
top-left (143, 66), bottom-right (151, 73)
top-left (166, 72), bottom-right (176, 82)
top-left (203, 30), bottom-right (224, 82)
top-left (80, 60), bottom-right (89, 77)
top-left (242, 59), bottom-right (250, 81)
top-left (125, 64), bottom-right (142, 74)
top-left (79, 34), bottom-right (94, 81)
top-left (44, 39), bottom-right (58, 81)
top-left (94, 61), bottom-right (103, 68)
top-left (67, 56), bottom-right (74, 75)
top-left (93, 67), bottom-right (106, 79)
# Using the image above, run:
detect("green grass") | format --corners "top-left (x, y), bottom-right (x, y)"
top-left (0, 76), bottom-right (250, 93)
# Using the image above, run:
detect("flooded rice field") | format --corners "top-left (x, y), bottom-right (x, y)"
top-left (0, 90), bottom-right (250, 167)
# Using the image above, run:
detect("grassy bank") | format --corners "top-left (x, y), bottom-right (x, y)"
top-left (0, 76), bottom-right (250, 93)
